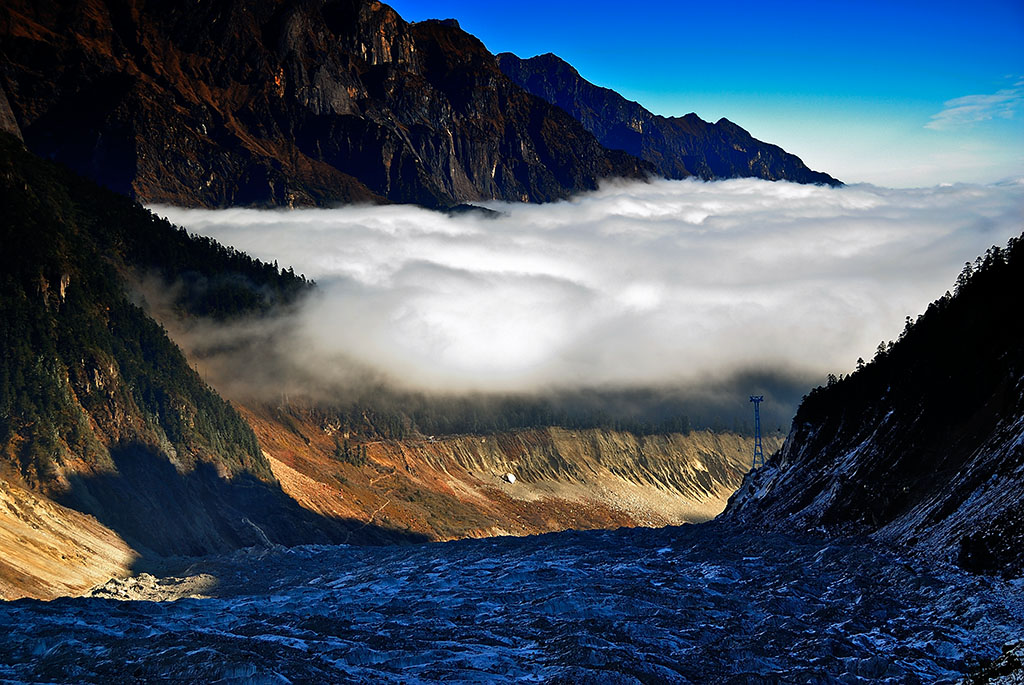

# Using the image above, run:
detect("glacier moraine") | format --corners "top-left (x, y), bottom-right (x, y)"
top-left (1, 522), bottom-right (1021, 683)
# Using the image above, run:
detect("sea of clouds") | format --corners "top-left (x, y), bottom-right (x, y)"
top-left (153, 177), bottom-right (1023, 408)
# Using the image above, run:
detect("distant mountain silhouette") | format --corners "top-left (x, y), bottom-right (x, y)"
top-left (1, 0), bottom-right (838, 210)
top-left (498, 52), bottom-right (839, 185)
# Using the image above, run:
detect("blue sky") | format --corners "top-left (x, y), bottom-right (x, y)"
top-left (385, 0), bottom-right (1024, 187)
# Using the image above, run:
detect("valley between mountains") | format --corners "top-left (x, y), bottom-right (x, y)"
top-left (1, 0), bottom-right (1023, 681)
top-left (0, 132), bottom-right (781, 601)
top-left (0, 415), bottom-right (776, 601)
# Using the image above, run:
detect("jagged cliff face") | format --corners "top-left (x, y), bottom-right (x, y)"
top-left (241, 403), bottom-right (782, 542)
top-left (726, 235), bottom-right (1024, 577)
top-left (497, 52), bottom-right (839, 186)
top-left (0, 0), bottom-right (648, 208)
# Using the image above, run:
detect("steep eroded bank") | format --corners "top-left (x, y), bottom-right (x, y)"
top-left (241, 403), bottom-right (782, 541)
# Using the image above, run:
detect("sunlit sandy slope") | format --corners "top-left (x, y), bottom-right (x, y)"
top-left (0, 479), bottom-right (137, 600)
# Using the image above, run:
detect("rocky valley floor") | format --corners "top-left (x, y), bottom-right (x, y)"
top-left (1, 522), bottom-right (1021, 683)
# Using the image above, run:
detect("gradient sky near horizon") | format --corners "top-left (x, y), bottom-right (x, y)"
top-left (385, 0), bottom-right (1024, 187)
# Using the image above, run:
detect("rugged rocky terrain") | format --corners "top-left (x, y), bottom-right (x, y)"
top-left (0, 0), bottom-right (649, 208)
top-left (1, 523), bottom-right (1021, 682)
top-left (0, 479), bottom-right (136, 600)
top-left (497, 52), bottom-right (839, 185)
top-left (727, 234), bottom-right (1024, 577)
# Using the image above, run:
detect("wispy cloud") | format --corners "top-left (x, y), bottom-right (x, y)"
top-left (926, 80), bottom-right (1024, 130)
top-left (152, 178), bottom-right (1023, 400)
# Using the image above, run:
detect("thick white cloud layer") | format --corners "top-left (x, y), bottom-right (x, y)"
top-left (153, 177), bottom-right (1024, 394)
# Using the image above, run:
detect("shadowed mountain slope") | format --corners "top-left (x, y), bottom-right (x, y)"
top-left (497, 52), bottom-right (839, 186)
top-left (726, 233), bottom-right (1024, 576)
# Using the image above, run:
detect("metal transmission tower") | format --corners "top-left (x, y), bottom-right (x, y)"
top-left (750, 395), bottom-right (765, 469)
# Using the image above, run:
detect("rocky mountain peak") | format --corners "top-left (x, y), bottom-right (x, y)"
top-left (497, 51), bottom-right (840, 185)
top-left (0, 0), bottom-right (648, 208)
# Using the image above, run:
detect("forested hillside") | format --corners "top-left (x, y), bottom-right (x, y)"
top-left (727, 232), bottom-right (1024, 576)
top-left (0, 133), bottom-right (393, 556)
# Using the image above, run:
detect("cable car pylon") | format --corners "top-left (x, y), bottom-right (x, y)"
top-left (750, 395), bottom-right (765, 469)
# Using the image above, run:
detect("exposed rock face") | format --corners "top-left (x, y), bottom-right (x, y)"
top-left (725, 235), bottom-right (1024, 577)
top-left (0, 85), bottom-right (21, 141)
top-left (0, 0), bottom-right (648, 208)
top-left (497, 52), bottom-right (840, 185)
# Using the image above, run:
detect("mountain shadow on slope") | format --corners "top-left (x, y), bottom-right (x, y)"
top-left (726, 233), bottom-right (1024, 577)
top-left (0, 132), bottom-right (426, 561)
top-left (58, 443), bottom-right (426, 559)
top-left (497, 52), bottom-right (840, 186)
